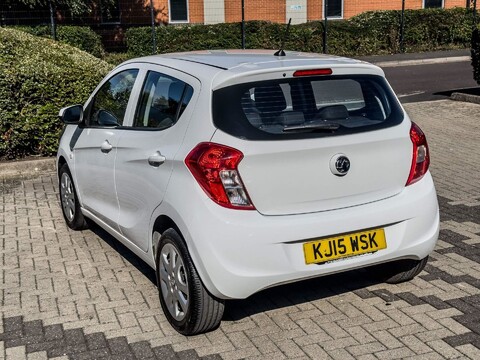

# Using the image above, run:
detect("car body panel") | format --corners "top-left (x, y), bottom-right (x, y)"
top-left (115, 65), bottom-right (202, 251)
top-left (73, 127), bottom-right (120, 229)
top-left (211, 120), bottom-right (412, 215)
top-left (160, 159), bottom-right (438, 298)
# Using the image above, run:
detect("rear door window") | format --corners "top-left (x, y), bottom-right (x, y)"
top-left (213, 75), bottom-right (403, 140)
top-left (133, 71), bottom-right (194, 129)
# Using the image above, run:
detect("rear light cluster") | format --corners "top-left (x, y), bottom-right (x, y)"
top-left (406, 122), bottom-right (430, 186)
top-left (185, 143), bottom-right (255, 210)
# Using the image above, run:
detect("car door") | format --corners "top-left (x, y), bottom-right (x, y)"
top-left (115, 66), bottom-right (199, 251)
top-left (73, 68), bottom-right (139, 229)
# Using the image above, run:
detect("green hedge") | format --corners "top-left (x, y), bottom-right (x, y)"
top-left (0, 28), bottom-right (113, 159)
top-left (126, 8), bottom-right (472, 57)
top-left (15, 25), bottom-right (105, 58)
top-left (472, 27), bottom-right (480, 85)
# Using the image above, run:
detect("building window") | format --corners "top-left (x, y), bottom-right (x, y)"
top-left (325, 0), bottom-right (343, 19)
top-left (169, 0), bottom-right (189, 23)
top-left (424, 0), bottom-right (444, 8)
top-left (101, 0), bottom-right (120, 24)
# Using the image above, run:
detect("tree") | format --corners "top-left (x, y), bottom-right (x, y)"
top-left (14, 0), bottom-right (95, 16)
top-left (9, 0), bottom-right (111, 40)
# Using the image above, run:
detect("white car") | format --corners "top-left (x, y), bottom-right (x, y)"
top-left (57, 50), bottom-right (439, 335)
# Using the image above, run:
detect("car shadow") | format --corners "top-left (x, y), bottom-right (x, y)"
top-left (87, 221), bottom-right (157, 285)
top-left (86, 221), bottom-right (388, 322)
top-left (224, 269), bottom-right (384, 321)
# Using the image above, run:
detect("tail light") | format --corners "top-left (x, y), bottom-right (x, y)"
top-left (406, 122), bottom-right (430, 186)
top-left (293, 69), bottom-right (332, 77)
top-left (185, 143), bottom-right (255, 210)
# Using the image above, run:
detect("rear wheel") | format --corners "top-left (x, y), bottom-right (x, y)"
top-left (59, 164), bottom-right (88, 230)
top-left (155, 229), bottom-right (224, 335)
top-left (375, 256), bottom-right (429, 284)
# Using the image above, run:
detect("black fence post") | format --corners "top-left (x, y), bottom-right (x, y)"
top-left (48, 0), bottom-right (56, 41)
top-left (399, 0), bottom-right (405, 53)
top-left (323, 0), bottom-right (328, 54)
top-left (474, 0), bottom-right (478, 28)
top-left (149, 0), bottom-right (157, 54)
top-left (241, 0), bottom-right (245, 49)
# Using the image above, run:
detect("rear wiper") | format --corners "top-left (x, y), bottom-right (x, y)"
top-left (283, 123), bottom-right (342, 132)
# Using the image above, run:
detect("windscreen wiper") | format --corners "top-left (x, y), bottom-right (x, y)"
top-left (283, 123), bottom-right (342, 132)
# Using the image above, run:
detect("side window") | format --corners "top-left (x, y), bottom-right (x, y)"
top-left (133, 71), bottom-right (193, 129)
top-left (89, 69), bottom-right (139, 127)
top-left (169, 0), bottom-right (189, 22)
top-left (424, 0), bottom-right (443, 9)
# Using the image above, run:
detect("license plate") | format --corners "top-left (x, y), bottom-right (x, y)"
top-left (303, 228), bottom-right (387, 265)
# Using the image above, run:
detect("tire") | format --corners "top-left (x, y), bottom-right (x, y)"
top-left (59, 164), bottom-right (88, 230)
top-left (155, 228), bottom-right (224, 335)
top-left (375, 256), bottom-right (429, 284)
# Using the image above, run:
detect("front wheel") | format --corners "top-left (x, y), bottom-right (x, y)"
top-left (59, 164), bottom-right (88, 230)
top-left (156, 229), bottom-right (224, 335)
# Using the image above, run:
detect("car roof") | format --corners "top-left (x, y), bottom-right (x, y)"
top-left (124, 50), bottom-right (384, 89)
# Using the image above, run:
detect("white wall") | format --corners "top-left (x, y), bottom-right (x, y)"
top-left (204, 0), bottom-right (225, 24)
top-left (286, 0), bottom-right (307, 24)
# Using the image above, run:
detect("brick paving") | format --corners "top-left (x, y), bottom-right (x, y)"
top-left (1, 99), bottom-right (479, 359)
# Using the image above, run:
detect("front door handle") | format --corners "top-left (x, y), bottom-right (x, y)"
top-left (101, 140), bottom-right (113, 153)
top-left (148, 152), bottom-right (166, 167)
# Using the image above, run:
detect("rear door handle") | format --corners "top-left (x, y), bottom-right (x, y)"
top-left (148, 152), bottom-right (166, 167)
top-left (101, 140), bottom-right (113, 153)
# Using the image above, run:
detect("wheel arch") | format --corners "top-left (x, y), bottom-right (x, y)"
top-left (57, 156), bottom-right (67, 176)
top-left (149, 204), bottom-right (222, 299)
top-left (152, 215), bottom-right (183, 261)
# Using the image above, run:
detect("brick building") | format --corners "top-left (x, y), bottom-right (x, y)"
top-left (75, 0), bottom-right (472, 49)
top-left (137, 0), bottom-right (467, 25)
top-left (1, 1), bottom-right (470, 27)
top-left (0, 0), bottom-right (469, 50)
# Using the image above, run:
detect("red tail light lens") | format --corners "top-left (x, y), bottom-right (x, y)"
top-left (293, 69), bottom-right (332, 77)
top-left (406, 122), bottom-right (430, 186)
top-left (185, 143), bottom-right (255, 210)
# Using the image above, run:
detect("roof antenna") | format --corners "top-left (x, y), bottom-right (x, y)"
top-left (274, 18), bottom-right (292, 57)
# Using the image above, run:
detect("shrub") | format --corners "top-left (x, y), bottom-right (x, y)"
top-left (401, 8), bottom-right (471, 52)
top-left (15, 25), bottom-right (105, 58)
top-left (472, 27), bottom-right (480, 85)
top-left (125, 8), bottom-right (472, 57)
top-left (103, 52), bottom-right (133, 65)
top-left (0, 28), bottom-right (113, 159)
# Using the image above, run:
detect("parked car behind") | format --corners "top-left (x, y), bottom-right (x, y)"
top-left (57, 50), bottom-right (439, 335)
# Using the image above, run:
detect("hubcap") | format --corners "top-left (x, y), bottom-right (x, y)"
top-left (159, 242), bottom-right (189, 321)
top-left (60, 172), bottom-right (75, 222)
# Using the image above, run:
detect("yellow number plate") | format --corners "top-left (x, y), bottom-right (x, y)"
top-left (303, 228), bottom-right (387, 265)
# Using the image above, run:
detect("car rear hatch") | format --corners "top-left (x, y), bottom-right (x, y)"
top-left (210, 70), bottom-right (412, 216)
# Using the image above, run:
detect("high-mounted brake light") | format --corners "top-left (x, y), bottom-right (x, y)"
top-left (293, 69), bottom-right (333, 77)
top-left (406, 122), bottom-right (430, 186)
top-left (185, 143), bottom-right (255, 210)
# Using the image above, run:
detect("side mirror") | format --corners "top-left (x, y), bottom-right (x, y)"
top-left (59, 105), bottom-right (83, 125)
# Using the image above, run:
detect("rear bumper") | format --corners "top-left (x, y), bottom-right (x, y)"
top-left (164, 171), bottom-right (439, 299)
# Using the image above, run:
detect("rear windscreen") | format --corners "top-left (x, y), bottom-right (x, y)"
top-left (212, 75), bottom-right (404, 140)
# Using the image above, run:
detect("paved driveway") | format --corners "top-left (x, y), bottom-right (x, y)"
top-left (1, 100), bottom-right (479, 360)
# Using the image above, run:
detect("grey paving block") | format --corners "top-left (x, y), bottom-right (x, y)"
top-left (152, 344), bottom-right (179, 359)
top-left (130, 341), bottom-right (155, 359)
